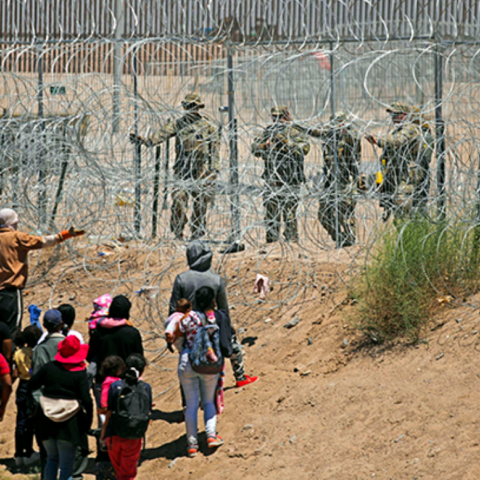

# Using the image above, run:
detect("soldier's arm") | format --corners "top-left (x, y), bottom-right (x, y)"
top-left (377, 125), bottom-right (419, 149)
top-left (300, 125), bottom-right (328, 139)
top-left (149, 119), bottom-right (178, 147)
top-left (288, 128), bottom-right (311, 156)
top-left (251, 131), bottom-right (269, 157)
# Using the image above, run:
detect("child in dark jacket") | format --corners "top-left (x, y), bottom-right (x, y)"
top-left (101, 354), bottom-right (152, 480)
top-left (13, 325), bottom-right (42, 467)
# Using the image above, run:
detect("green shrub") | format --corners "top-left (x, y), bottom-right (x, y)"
top-left (353, 218), bottom-right (480, 343)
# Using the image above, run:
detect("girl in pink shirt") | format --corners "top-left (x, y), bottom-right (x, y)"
top-left (99, 356), bottom-right (126, 413)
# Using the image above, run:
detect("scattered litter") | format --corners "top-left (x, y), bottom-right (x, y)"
top-left (242, 424), bottom-right (254, 431)
top-left (394, 434), bottom-right (404, 443)
top-left (473, 331), bottom-right (478, 335)
top-left (456, 318), bottom-right (462, 323)
top-left (300, 370), bottom-right (311, 377)
top-left (289, 435), bottom-right (296, 444)
top-left (307, 337), bottom-right (313, 345)
top-left (437, 295), bottom-right (453, 305)
top-left (97, 251), bottom-right (114, 257)
top-left (135, 286), bottom-right (160, 300)
top-left (253, 274), bottom-right (271, 300)
top-left (168, 458), bottom-right (179, 468)
top-left (264, 318), bottom-right (272, 323)
top-left (342, 338), bottom-right (350, 347)
top-left (284, 316), bottom-right (300, 329)
top-left (436, 353), bottom-right (444, 360)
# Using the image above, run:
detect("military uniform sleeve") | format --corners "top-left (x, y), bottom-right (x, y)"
top-left (149, 119), bottom-right (178, 146)
top-left (303, 126), bottom-right (327, 139)
top-left (251, 130), bottom-right (269, 157)
top-left (378, 124), bottom-right (420, 149)
top-left (288, 128), bottom-right (311, 156)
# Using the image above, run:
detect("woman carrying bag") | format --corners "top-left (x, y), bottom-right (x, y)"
top-left (28, 336), bottom-right (93, 480)
top-left (175, 286), bottom-right (227, 458)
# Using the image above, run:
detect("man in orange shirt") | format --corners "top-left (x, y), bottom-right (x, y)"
top-left (0, 208), bottom-right (84, 335)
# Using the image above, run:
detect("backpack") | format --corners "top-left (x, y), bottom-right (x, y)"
top-left (111, 381), bottom-right (150, 440)
top-left (189, 317), bottom-right (224, 375)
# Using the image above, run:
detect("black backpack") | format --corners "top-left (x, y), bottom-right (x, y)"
top-left (111, 381), bottom-right (150, 440)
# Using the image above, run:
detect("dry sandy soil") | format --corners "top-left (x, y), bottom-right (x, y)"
top-left (0, 240), bottom-right (480, 480)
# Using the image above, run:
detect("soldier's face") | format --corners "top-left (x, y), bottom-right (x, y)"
top-left (391, 112), bottom-right (407, 124)
top-left (272, 113), bottom-right (292, 123)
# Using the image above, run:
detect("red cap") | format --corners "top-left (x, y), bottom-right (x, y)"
top-left (54, 336), bottom-right (89, 367)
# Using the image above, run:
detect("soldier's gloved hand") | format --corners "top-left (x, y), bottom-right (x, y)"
top-left (129, 133), bottom-right (151, 147)
top-left (58, 226), bottom-right (86, 242)
top-left (357, 174), bottom-right (367, 191)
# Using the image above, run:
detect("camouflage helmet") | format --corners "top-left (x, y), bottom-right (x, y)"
top-left (330, 111), bottom-right (347, 123)
top-left (386, 102), bottom-right (412, 115)
top-left (271, 105), bottom-right (290, 117)
top-left (181, 94), bottom-right (205, 110)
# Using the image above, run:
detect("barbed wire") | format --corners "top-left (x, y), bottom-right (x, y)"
top-left (2, 3), bottom-right (480, 364)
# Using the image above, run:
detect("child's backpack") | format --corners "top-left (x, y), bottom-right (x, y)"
top-left (111, 381), bottom-right (150, 440)
top-left (189, 320), bottom-right (224, 375)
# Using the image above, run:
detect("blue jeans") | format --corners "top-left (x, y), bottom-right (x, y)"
top-left (43, 438), bottom-right (77, 480)
top-left (178, 351), bottom-right (219, 446)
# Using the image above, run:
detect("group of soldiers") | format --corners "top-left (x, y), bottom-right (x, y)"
top-left (130, 95), bottom-right (434, 247)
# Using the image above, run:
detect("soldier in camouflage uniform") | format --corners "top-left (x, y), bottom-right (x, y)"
top-left (130, 94), bottom-right (220, 239)
top-left (251, 106), bottom-right (311, 243)
top-left (410, 108), bottom-right (434, 213)
top-left (366, 102), bottom-right (425, 220)
top-left (304, 112), bottom-right (361, 247)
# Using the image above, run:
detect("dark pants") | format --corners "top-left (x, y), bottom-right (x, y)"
top-left (0, 287), bottom-right (22, 336)
top-left (15, 379), bottom-right (35, 458)
top-left (34, 414), bottom-right (48, 479)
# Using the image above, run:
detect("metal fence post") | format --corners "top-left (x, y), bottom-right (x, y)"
top-left (112, 0), bottom-right (124, 134)
top-left (151, 145), bottom-right (161, 239)
top-left (227, 46), bottom-right (240, 242)
top-left (132, 45), bottom-right (141, 234)
top-left (330, 41), bottom-right (340, 248)
top-left (37, 41), bottom-right (47, 225)
top-left (434, 42), bottom-right (446, 221)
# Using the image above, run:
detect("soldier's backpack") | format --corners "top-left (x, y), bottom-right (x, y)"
top-left (111, 381), bottom-right (150, 440)
top-left (189, 317), bottom-right (224, 375)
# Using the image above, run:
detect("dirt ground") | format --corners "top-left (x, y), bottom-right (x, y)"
top-left (1, 240), bottom-right (480, 480)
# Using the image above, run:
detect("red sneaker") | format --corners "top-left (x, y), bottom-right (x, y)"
top-left (187, 444), bottom-right (199, 458)
top-left (236, 375), bottom-right (258, 388)
top-left (207, 435), bottom-right (224, 448)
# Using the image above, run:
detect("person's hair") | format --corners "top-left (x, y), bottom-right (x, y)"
top-left (46, 323), bottom-right (62, 334)
top-left (176, 298), bottom-right (192, 314)
top-left (195, 286), bottom-right (215, 312)
top-left (109, 295), bottom-right (131, 320)
top-left (57, 304), bottom-right (76, 333)
top-left (14, 325), bottom-right (42, 348)
top-left (100, 355), bottom-right (126, 378)
top-left (124, 353), bottom-right (146, 385)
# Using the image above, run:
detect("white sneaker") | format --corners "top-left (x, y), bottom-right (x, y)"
top-left (23, 452), bottom-right (40, 467)
top-left (14, 457), bottom-right (24, 467)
